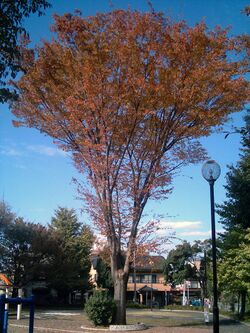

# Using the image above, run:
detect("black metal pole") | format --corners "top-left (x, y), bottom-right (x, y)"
top-left (29, 295), bottom-right (35, 333)
top-left (151, 266), bottom-right (153, 311)
top-left (204, 250), bottom-right (207, 299)
top-left (209, 180), bottom-right (219, 333)
top-left (133, 251), bottom-right (136, 303)
top-left (0, 294), bottom-right (5, 333)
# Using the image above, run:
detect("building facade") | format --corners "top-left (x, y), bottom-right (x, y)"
top-left (89, 255), bottom-right (202, 307)
top-left (127, 255), bottom-right (171, 307)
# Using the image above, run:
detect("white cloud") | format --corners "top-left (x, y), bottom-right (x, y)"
top-left (13, 163), bottom-right (27, 170)
top-left (0, 147), bottom-right (22, 156)
top-left (179, 231), bottom-right (211, 237)
top-left (160, 221), bottom-right (202, 230)
top-left (1, 144), bottom-right (67, 158)
top-left (157, 220), bottom-right (222, 243)
top-left (27, 145), bottom-right (67, 157)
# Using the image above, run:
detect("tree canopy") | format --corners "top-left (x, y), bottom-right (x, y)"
top-left (0, 0), bottom-right (51, 102)
top-left (0, 201), bottom-right (55, 296)
top-left (0, 202), bottom-right (93, 302)
top-left (218, 230), bottom-right (250, 295)
top-left (95, 256), bottom-right (113, 291)
top-left (48, 207), bottom-right (93, 300)
top-left (217, 112), bottom-right (250, 233)
top-left (164, 240), bottom-right (211, 299)
top-left (10, 10), bottom-right (249, 323)
top-left (217, 112), bottom-right (250, 317)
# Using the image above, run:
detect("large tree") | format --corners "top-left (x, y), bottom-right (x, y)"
top-left (10, 10), bottom-right (249, 323)
top-left (218, 229), bottom-right (250, 318)
top-left (164, 240), bottom-right (211, 300)
top-left (0, 201), bottom-right (16, 266)
top-left (0, 203), bottom-right (93, 301)
top-left (0, 201), bottom-right (55, 296)
top-left (217, 111), bottom-right (250, 317)
top-left (0, 0), bottom-right (51, 102)
top-left (217, 112), bottom-right (250, 233)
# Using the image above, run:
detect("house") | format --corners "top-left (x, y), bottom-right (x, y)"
top-left (89, 255), bottom-right (171, 306)
top-left (89, 255), bottom-right (202, 307)
top-left (127, 255), bottom-right (171, 307)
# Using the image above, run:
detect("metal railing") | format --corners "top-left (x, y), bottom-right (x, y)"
top-left (0, 294), bottom-right (35, 333)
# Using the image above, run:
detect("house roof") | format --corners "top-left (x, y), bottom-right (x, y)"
top-left (133, 255), bottom-right (165, 271)
top-left (0, 274), bottom-right (12, 286)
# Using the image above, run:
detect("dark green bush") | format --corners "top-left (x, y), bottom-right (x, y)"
top-left (126, 302), bottom-right (147, 309)
top-left (164, 304), bottom-right (203, 311)
top-left (85, 290), bottom-right (116, 326)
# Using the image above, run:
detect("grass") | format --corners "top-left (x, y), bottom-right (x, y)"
top-left (126, 308), bottom-right (207, 328)
top-left (7, 307), bottom-right (250, 333)
top-left (220, 310), bottom-right (250, 324)
top-left (8, 307), bottom-right (207, 330)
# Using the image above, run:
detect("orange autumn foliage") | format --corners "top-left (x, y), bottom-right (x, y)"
top-left (11, 10), bottom-right (249, 323)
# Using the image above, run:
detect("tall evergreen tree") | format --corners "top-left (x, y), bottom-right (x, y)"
top-left (217, 111), bottom-right (250, 317)
top-left (49, 207), bottom-right (93, 302)
top-left (217, 112), bottom-right (250, 233)
top-left (218, 229), bottom-right (250, 318)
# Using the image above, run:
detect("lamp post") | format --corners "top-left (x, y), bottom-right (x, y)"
top-left (202, 160), bottom-right (221, 333)
top-left (133, 250), bottom-right (137, 303)
top-left (149, 259), bottom-right (154, 311)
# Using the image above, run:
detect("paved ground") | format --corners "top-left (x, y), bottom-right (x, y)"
top-left (6, 308), bottom-right (250, 333)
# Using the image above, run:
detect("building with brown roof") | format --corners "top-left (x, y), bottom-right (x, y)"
top-left (89, 254), bottom-right (202, 307)
top-left (127, 255), bottom-right (171, 307)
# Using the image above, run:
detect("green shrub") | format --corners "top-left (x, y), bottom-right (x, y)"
top-left (164, 304), bottom-right (203, 311)
top-left (126, 302), bottom-right (147, 309)
top-left (85, 290), bottom-right (116, 326)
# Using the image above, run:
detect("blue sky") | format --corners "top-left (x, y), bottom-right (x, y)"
top-left (0, 0), bottom-right (249, 246)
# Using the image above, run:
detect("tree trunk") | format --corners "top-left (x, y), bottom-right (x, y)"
top-left (113, 271), bottom-right (128, 324)
top-left (239, 290), bottom-right (247, 319)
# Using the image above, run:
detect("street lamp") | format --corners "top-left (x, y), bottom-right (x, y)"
top-left (133, 250), bottom-right (137, 303)
top-left (202, 160), bottom-right (221, 333)
top-left (149, 260), bottom-right (154, 312)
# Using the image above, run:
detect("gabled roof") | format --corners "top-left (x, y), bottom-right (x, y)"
top-left (0, 274), bottom-right (12, 286)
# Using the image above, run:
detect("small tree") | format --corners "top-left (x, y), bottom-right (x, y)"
top-left (11, 10), bottom-right (249, 323)
top-left (96, 257), bottom-right (113, 291)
